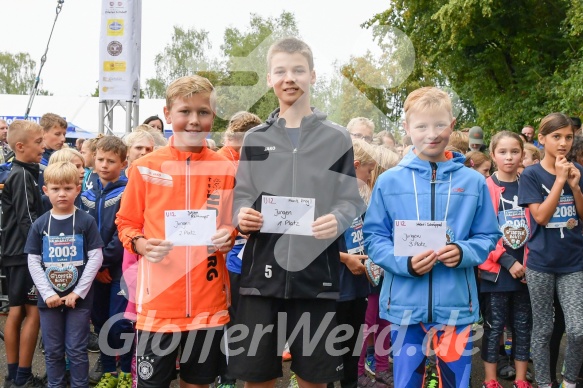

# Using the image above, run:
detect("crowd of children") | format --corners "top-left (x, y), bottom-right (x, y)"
top-left (1, 36), bottom-right (582, 388)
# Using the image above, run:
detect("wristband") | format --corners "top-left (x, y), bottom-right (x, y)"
top-left (131, 235), bottom-right (146, 255)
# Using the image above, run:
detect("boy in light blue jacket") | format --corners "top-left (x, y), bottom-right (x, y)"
top-left (363, 87), bottom-right (500, 388)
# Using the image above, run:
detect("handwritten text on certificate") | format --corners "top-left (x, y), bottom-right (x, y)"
top-left (165, 210), bottom-right (216, 246)
top-left (393, 220), bottom-right (446, 257)
top-left (261, 196), bottom-right (315, 236)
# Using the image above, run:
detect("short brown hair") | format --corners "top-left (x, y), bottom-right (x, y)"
top-left (44, 161), bottom-right (80, 186)
top-left (95, 135), bottom-right (127, 162)
top-left (40, 113), bottom-right (67, 131)
top-left (7, 120), bottom-right (43, 150)
top-left (267, 37), bottom-right (314, 71)
top-left (404, 87), bottom-right (453, 122)
top-left (448, 131), bottom-right (469, 153)
top-left (165, 75), bottom-right (214, 110)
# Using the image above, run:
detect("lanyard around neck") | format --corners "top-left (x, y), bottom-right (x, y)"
top-left (411, 170), bottom-right (452, 222)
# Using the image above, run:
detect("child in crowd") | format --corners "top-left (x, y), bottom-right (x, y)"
top-left (464, 150), bottom-right (492, 178)
top-left (116, 75), bottom-right (235, 388)
top-left (523, 143), bottom-right (541, 168)
top-left (216, 111), bottom-right (262, 388)
top-left (25, 162), bottom-right (104, 388)
top-left (81, 136), bottom-right (133, 387)
top-left (217, 111), bottom-right (262, 167)
top-left (518, 113), bottom-right (583, 388)
top-left (335, 139), bottom-right (376, 388)
top-left (232, 37), bottom-right (363, 387)
top-left (133, 124), bottom-right (168, 148)
top-left (120, 129), bottom-right (156, 388)
top-left (448, 131), bottom-right (470, 155)
top-left (123, 130), bottom-right (155, 167)
top-left (358, 145), bottom-right (401, 387)
top-left (41, 148), bottom-right (86, 212)
top-left (39, 113), bottom-right (67, 166)
top-left (363, 87), bottom-right (500, 388)
top-left (80, 137), bottom-right (98, 191)
top-left (479, 131), bottom-right (532, 388)
top-left (1, 120), bottom-right (46, 388)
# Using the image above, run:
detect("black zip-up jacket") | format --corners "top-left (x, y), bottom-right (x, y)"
top-left (233, 108), bottom-right (365, 299)
top-left (1, 160), bottom-right (43, 266)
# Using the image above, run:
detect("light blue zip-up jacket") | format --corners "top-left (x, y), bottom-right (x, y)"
top-left (363, 149), bottom-right (500, 326)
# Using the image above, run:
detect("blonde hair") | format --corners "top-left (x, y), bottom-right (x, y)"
top-left (404, 87), bottom-right (453, 122)
top-left (267, 37), bottom-right (314, 71)
top-left (448, 131), bottom-right (469, 153)
top-left (347, 117), bottom-right (375, 133)
top-left (370, 146), bottom-right (400, 189)
top-left (49, 148), bottom-right (85, 167)
top-left (352, 139), bottom-right (376, 165)
top-left (7, 120), bottom-right (43, 150)
top-left (524, 143), bottom-right (541, 161)
top-left (40, 113), bottom-right (67, 131)
top-left (124, 130), bottom-right (155, 149)
top-left (133, 124), bottom-right (168, 147)
top-left (166, 75), bottom-right (215, 110)
top-left (44, 161), bottom-right (80, 186)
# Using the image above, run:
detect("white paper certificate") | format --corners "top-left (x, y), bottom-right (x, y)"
top-left (260, 196), bottom-right (315, 236)
top-left (165, 210), bottom-right (216, 246)
top-left (393, 220), bottom-right (447, 257)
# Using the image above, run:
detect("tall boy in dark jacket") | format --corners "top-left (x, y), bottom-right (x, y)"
top-left (1, 120), bottom-right (46, 387)
top-left (231, 38), bottom-right (364, 387)
top-left (81, 136), bottom-right (133, 387)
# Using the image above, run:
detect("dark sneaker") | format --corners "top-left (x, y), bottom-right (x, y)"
top-left (88, 331), bottom-right (100, 353)
top-left (3, 378), bottom-right (12, 388)
top-left (357, 374), bottom-right (376, 388)
top-left (375, 369), bottom-right (394, 388)
top-left (89, 356), bottom-right (104, 384)
top-left (10, 375), bottom-right (46, 388)
top-left (497, 354), bottom-right (516, 380)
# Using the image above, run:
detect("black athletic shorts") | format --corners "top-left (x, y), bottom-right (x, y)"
top-left (135, 327), bottom-right (224, 387)
top-left (5, 265), bottom-right (38, 307)
top-left (228, 295), bottom-right (343, 383)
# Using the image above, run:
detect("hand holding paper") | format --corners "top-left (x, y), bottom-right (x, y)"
top-left (238, 207), bottom-right (263, 234)
top-left (411, 249), bottom-right (438, 276)
top-left (312, 213), bottom-right (338, 239)
top-left (143, 238), bottom-right (173, 263)
top-left (212, 228), bottom-right (233, 253)
top-left (436, 244), bottom-right (461, 267)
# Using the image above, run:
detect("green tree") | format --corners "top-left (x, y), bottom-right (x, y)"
top-left (0, 51), bottom-right (51, 95)
top-left (144, 26), bottom-right (222, 99)
top-left (367, 0), bottom-right (583, 136)
top-left (216, 11), bottom-right (299, 121)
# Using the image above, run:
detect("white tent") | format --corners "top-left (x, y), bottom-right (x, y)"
top-left (0, 94), bottom-right (167, 134)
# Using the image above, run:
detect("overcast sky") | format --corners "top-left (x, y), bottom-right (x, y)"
top-left (1, 1), bottom-right (389, 97)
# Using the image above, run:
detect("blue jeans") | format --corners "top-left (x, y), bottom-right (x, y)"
top-left (92, 278), bottom-right (134, 373)
top-left (39, 307), bottom-right (91, 388)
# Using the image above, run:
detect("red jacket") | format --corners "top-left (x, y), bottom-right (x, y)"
top-left (479, 176), bottom-right (530, 282)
